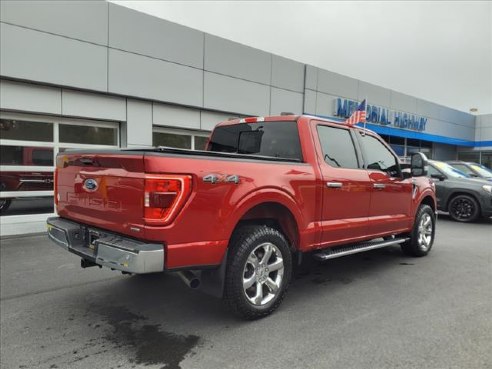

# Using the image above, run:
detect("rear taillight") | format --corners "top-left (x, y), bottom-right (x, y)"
top-left (144, 175), bottom-right (192, 225)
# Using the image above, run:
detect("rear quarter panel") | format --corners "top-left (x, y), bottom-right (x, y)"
top-left (143, 153), bottom-right (319, 268)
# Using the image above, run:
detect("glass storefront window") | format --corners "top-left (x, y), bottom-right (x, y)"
top-left (0, 171), bottom-right (53, 192)
top-left (194, 136), bottom-right (209, 150)
top-left (1, 114), bottom-right (119, 219)
top-left (153, 132), bottom-right (192, 149)
top-left (0, 119), bottom-right (53, 142)
top-left (0, 146), bottom-right (54, 166)
top-left (0, 196), bottom-right (54, 216)
top-left (458, 151), bottom-right (492, 169)
top-left (458, 152), bottom-right (480, 163)
top-left (59, 124), bottom-right (118, 145)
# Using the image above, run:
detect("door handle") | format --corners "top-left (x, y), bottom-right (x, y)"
top-left (326, 182), bottom-right (343, 188)
top-left (373, 183), bottom-right (386, 190)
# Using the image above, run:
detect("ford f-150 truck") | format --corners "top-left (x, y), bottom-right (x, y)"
top-left (47, 115), bottom-right (436, 319)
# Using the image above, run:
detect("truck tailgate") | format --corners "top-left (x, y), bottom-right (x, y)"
top-left (56, 153), bottom-right (146, 238)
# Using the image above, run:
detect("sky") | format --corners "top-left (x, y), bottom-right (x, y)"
top-left (113, 1), bottom-right (492, 115)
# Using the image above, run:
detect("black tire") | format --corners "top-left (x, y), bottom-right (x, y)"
top-left (401, 204), bottom-right (436, 257)
top-left (448, 194), bottom-right (480, 222)
top-left (224, 225), bottom-right (292, 320)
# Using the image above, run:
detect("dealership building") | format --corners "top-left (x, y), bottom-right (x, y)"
top-left (1, 1), bottom-right (491, 236)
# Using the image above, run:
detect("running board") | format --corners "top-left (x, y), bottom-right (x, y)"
top-left (313, 238), bottom-right (409, 261)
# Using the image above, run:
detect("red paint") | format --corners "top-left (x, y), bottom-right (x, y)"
top-left (55, 115), bottom-right (436, 270)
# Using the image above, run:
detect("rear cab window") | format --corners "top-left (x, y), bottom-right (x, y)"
top-left (208, 121), bottom-right (303, 161)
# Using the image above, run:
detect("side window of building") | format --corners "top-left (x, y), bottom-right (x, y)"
top-left (358, 132), bottom-right (400, 177)
top-left (317, 125), bottom-right (359, 169)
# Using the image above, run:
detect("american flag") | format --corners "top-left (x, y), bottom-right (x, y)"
top-left (345, 99), bottom-right (367, 126)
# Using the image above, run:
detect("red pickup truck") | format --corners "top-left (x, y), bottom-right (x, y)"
top-left (47, 115), bottom-right (436, 319)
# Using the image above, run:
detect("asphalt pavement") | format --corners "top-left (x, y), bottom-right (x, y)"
top-left (1, 215), bottom-right (491, 369)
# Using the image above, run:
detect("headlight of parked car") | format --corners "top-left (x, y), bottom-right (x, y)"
top-left (483, 185), bottom-right (492, 194)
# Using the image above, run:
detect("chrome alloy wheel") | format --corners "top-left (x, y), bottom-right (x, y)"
top-left (242, 242), bottom-right (284, 306)
top-left (417, 213), bottom-right (433, 251)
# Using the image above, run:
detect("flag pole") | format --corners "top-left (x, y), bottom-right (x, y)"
top-left (364, 96), bottom-right (368, 133)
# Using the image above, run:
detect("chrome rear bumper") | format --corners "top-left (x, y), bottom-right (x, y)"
top-left (47, 217), bottom-right (164, 274)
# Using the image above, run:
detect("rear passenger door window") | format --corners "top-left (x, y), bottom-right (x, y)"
top-left (317, 125), bottom-right (360, 169)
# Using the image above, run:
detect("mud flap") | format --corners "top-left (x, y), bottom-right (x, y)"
top-left (199, 250), bottom-right (228, 298)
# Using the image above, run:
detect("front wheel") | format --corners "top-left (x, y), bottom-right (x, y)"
top-left (448, 194), bottom-right (480, 222)
top-left (401, 204), bottom-right (436, 257)
top-left (224, 225), bottom-right (292, 320)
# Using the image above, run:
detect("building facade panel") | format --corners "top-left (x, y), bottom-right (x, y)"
top-left (200, 110), bottom-right (236, 131)
top-left (0, 80), bottom-right (61, 115)
top-left (0, 0), bottom-right (108, 45)
top-left (0, 23), bottom-right (108, 92)
top-left (61, 90), bottom-right (126, 122)
top-left (108, 4), bottom-right (204, 69)
top-left (475, 114), bottom-right (492, 141)
top-left (358, 81), bottom-right (391, 107)
top-left (433, 143), bottom-right (458, 161)
top-left (390, 91), bottom-right (417, 113)
top-left (315, 92), bottom-right (338, 117)
top-left (126, 99), bottom-right (152, 146)
top-left (204, 72), bottom-right (270, 116)
top-left (108, 49), bottom-right (203, 107)
top-left (271, 55), bottom-right (304, 92)
top-left (416, 99), bottom-right (441, 120)
top-left (425, 118), bottom-right (474, 141)
top-left (305, 65), bottom-right (318, 90)
top-left (439, 107), bottom-right (475, 126)
top-left (270, 88), bottom-right (303, 115)
top-left (303, 89), bottom-right (317, 115)
top-left (153, 103), bottom-right (201, 130)
top-left (204, 34), bottom-right (271, 84)
top-left (317, 69), bottom-right (358, 99)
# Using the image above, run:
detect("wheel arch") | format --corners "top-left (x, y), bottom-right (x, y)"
top-left (226, 192), bottom-right (304, 252)
top-left (419, 194), bottom-right (436, 213)
top-left (445, 191), bottom-right (481, 211)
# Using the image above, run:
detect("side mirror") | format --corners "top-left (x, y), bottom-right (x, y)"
top-left (431, 173), bottom-right (446, 181)
top-left (410, 152), bottom-right (428, 177)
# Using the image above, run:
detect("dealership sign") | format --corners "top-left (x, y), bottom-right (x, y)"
top-left (334, 98), bottom-right (427, 132)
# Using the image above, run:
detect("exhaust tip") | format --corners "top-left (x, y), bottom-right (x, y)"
top-left (177, 270), bottom-right (201, 289)
top-left (189, 278), bottom-right (200, 289)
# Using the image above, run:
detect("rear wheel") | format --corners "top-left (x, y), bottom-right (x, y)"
top-left (224, 225), bottom-right (292, 320)
top-left (401, 204), bottom-right (435, 257)
top-left (448, 194), bottom-right (479, 222)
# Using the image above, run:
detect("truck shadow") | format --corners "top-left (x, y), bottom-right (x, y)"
top-left (83, 244), bottom-right (415, 323)
top-left (39, 245), bottom-right (432, 368)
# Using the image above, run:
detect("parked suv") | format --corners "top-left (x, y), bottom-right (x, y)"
top-left (447, 161), bottom-right (492, 182)
top-left (47, 115), bottom-right (436, 319)
top-left (427, 160), bottom-right (492, 222)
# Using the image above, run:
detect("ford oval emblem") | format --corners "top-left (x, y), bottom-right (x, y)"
top-left (83, 178), bottom-right (98, 192)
